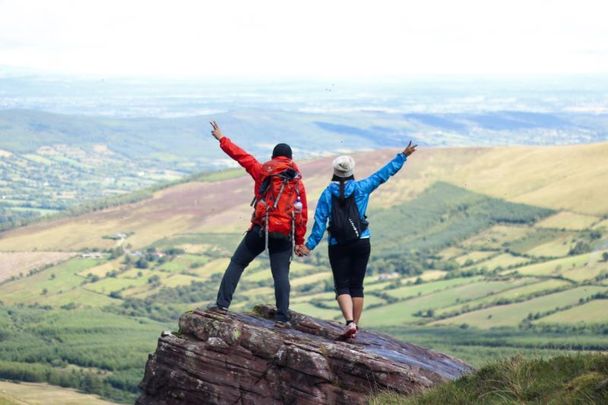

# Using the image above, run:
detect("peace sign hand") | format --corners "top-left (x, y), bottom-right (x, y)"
top-left (403, 141), bottom-right (418, 157)
top-left (210, 121), bottom-right (224, 141)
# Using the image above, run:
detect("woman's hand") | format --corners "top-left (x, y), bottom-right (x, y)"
top-left (295, 245), bottom-right (311, 257)
top-left (403, 140), bottom-right (418, 157)
top-left (210, 121), bottom-right (224, 141)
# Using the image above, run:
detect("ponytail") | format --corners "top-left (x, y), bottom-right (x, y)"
top-left (339, 178), bottom-right (346, 205)
top-left (331, 174), bottom-right (355, 206)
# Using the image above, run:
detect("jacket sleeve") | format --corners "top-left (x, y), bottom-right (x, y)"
top-left (305, 189), bottom-right (331, 251)
top-left (357, 153), bottom-right (407, 194)
top-left (219, 137), bottom-right (262, 180)
top-left (295, 180), bottom-right (309, 245)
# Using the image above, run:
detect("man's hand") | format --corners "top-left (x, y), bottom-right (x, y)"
top-left (403, 140), bottom-right (418, 157)
top-left (295, 245), bottom-right (311, 257)
top-left (210, 121), bottom-right (224, 141)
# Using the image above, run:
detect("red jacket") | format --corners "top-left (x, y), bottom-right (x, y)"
top-left (219, 137), bottom-right (308, 245)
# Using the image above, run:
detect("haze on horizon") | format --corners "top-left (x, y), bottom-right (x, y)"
top-left (1, 0), bottom-right (608, 79)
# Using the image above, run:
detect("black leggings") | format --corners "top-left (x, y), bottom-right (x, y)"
top-left (328, 238), bottom-right (371, 298)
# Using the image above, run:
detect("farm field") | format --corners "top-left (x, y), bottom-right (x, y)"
top-left (435, 278), bottom-right (571, 316)
top-left (432, 286), bottom-right (608, 328)
top-left (0, 142), bottom-right (608, 403)
top-left (0, 381), bottom-right (117, 405)
top-left (0, 251), bottom-right (76, 283)
top-left (535, 299), bottom-right (608, 325)
top-left (535, 211), bottom-right (601, 230)
top-left (510, 251), bottom-right (608, 279)
top-left (365, 278), bottom-right (531, 327)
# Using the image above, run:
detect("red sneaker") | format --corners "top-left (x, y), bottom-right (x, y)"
top-left (342, 322), bottom-right (357, 339)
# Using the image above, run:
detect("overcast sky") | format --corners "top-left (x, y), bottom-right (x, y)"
top-left (1, 0), bottom-right (607, 78)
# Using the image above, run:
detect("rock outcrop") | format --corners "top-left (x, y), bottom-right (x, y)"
top-left (137, 305), bottom-right (473, 404)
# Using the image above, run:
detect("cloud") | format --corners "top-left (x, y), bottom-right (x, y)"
top-left (0, 0), bottom-right (607, 77)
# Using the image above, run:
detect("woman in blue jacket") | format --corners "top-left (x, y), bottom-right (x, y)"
top-left (298, 142), bottom-right (417, 338)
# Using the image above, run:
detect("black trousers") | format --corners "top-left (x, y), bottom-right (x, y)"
top-left (328, 238), bottom-right (371, 298)
top-left (216, 226), bottom-right (292, 322)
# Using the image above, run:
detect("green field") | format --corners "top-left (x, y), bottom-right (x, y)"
top-left (536, 300), bottom-right (608, 325)
top-left (1, 142), bottom-right (608, 402)
top-left (436, 278), bottom-right (571, 316)
top-left (371, 353), bottom-right (608, 404)
top-left (0, 380), bottom-right (117, 405)
top-left (433, 286), bottom-right (607, 328)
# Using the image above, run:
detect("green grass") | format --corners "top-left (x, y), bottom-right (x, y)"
top-left (364, 278), bottom-right (520, 327)
top-left (436, 278), bottom-right (570, 316)
top-left (0, 258), bottom-right (102, 304)
top-left (290, 291), bottom-right (335, 304)
top-left (454, 250), bottom-right (497, 266)
top-left (508, 228), bottom-right (569, 256)
top-left (466, 253), bottom-right (530, 271)
top-left (384, 277), bottom-right (481, 300)
top-left (195, 168), bottom-right (243, 182)
top-left (290, 272), bottom-right (333, 286)
top-left (42, 288), bottom-right (120, 307)
top-left (86, 276), bottom-right (149, 294)
top-left (361, 294), bottom-right (387, 306)
top-left (186, 258), bottom-right (230, 279)
top-left (525, 231), bottom-right (576, 257)
top-left (561, 265), bottom-right (607, 282)
top-left (0, 304), bottom-right (169, 403)
top-left (157, 254), bottom-right (207, 273)
top-left (162, 274), bottom-right (199, 287)
top-left (373, 325), bottom-right (608, 367)
top-left (434, 286), bottom-right (608, 328)
top-left (370, 181), bottom-right (554, 255)
top-left (289, 302), bottom-right (339, 320)
top-left (536, 211), bottom-right (601, 230)
top-left (0, 380), bottom-right (116, 405)
top-left (370, 353), bottom-right (608, 404)
top-left (510, 252), bottom-right (593, 277)
top-left (365, 281), bottom-right (395, 292)
top-left (536, 300), bottom-right (608, 325)
top-left (0, 160), bottom-right (603, 403)
top-left (461, 224), bottom-right (533, 250)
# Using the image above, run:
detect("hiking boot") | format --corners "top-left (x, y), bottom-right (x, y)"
top-left (274, 320), bottom-right (292, 329)
top-left (206, 303), bottom-right (228, 313)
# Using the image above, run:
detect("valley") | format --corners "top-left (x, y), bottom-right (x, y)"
top-left (0, 142), bottom-right (607, 403)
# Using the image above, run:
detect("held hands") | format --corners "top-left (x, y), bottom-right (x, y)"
top-left (295, 245), bottom-right (311, 257)
top-left (210, 120), bottom-right (224, 141)
top-left (403, 140), bottom-right (418, 157)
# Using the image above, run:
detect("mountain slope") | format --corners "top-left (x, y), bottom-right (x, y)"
top-left (1, 142), bottom-right (606, 251)
top-left (1, 142), bottom-right (607, 404)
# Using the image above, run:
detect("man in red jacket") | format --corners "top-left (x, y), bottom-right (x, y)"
top-left (208, 121), bottom-right (308, 325)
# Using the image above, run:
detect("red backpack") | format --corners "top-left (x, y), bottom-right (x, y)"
top-left (251, 160), bottom-right (303, 248)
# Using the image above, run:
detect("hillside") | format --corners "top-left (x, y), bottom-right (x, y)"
top-left (0, 142), bottom-right (607, 403)
top-left (371, 353), bottom-right (608, 404)
top-left (2, 107), bottom-right (608, 230)
top-left (2, 142), bottom-right (607, 251)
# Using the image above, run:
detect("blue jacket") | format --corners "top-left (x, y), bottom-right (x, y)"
top-left (305, 153), bottom-right (407, 250)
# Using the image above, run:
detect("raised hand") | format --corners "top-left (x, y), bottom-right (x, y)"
top-left (403, 140), bottom-right (418, 157)
top-left (210, 121), bottom-right (224, 141)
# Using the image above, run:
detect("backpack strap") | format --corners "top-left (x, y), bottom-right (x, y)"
top-left (273, 179), bottom-right (288, 209)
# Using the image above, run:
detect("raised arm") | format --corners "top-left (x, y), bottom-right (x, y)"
top-left (210, 121), bottom-right (262, 180)
top-left (357, 141), bottom-right (417, 194)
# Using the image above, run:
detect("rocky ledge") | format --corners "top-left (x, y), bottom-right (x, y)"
top-left (136, 305), bottom-right (473, 404)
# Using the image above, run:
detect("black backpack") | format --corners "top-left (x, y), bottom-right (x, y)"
top-left (328, 192), bottom-right (368, 244)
